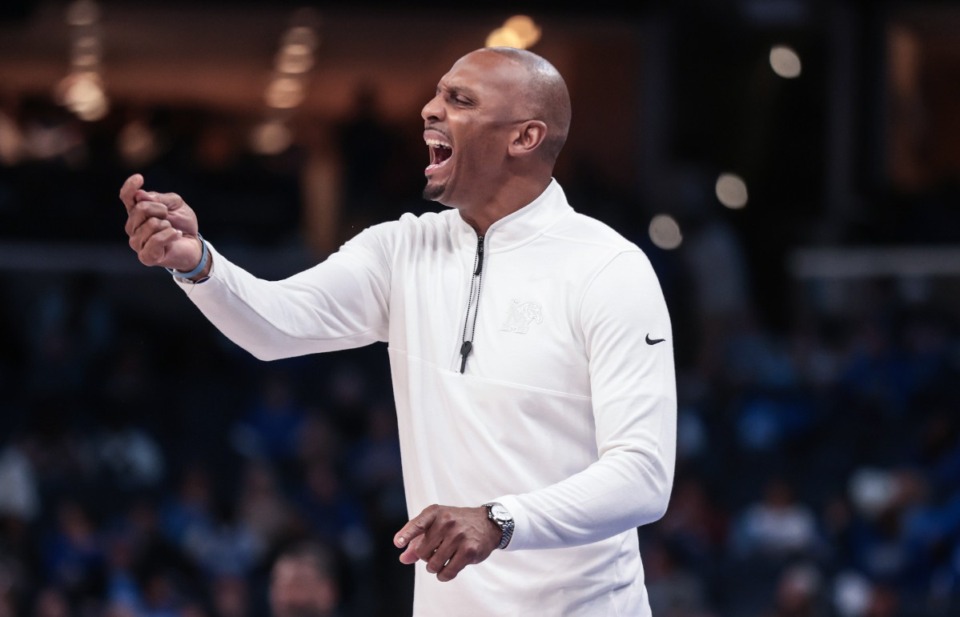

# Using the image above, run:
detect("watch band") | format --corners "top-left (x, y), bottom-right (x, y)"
top-left (484, 502), bottom-right (515, 550)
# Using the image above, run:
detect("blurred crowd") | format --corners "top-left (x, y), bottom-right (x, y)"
top-left (0, 94), bottom-right (959, 617)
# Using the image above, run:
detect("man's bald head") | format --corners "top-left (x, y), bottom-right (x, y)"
top-left (420, 47), bottom-right (573, 221)
top-left (480, 47), bottom-right (572, 164)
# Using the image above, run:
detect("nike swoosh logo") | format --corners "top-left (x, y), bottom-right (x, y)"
top-left (645, 334), bottom-right (666, 345)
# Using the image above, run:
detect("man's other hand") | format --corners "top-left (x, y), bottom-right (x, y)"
top-left (394, 505), bottom-right (501, 582)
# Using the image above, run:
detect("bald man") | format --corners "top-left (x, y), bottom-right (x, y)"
top-left (121, 48), bottom-right (676, 616)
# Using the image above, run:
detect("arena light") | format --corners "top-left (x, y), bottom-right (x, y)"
top-left (769, 44), bottom-right (802, 79)
top-left (486, 27), bottom-right (523, 49)
top-left (485, 15), bottom-right (541, 49)
top-left (252, 11), bottom-right (320, 155)
top-left (71, 35), bottom-right (101, 69)
top-left (56, 72), bottom-right (109, 120)
top-left (715, 173), bottom-right (749, 209)
top-left (265, 77), bottom-right (305, 109)
top-left (60, 0), bottom-right (108, 122)
top-left (65, 0), bottom-right (100, 27)
top-left (504, 15), bottom-right (541, 48)
top-left (283, 26), bottom-right (320, 51)
top-left (74, 97), bottom-right (110, 122)
top-left (276, 43), bottom-right (314, 74)
top-left (250, 120), bottom-right (292, 156)
top-left (118, 120), bottom-right (159, 166)
top-left (649, 214), bottom-right (683, 250)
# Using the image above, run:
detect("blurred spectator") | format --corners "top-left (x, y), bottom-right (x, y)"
top-left (181, 501), bottom-right (262, 579)
top-left (236, 462), bottom-right (297, 554)
top-left (295, 414), bottom-right (343, 467)
top-left (231, 373), bottom-right (306, 467)
top-left (645, 538), bottom-right (714, 617)
top-left (663, 164), bottom-right (753, 331)
top-left (32, 586), bottom-right (71, 617)
top-left (764, 563), bottom-right (827, 617)
top-left (335, 84), bottom-right (407, 233)
top-left (863, 585), bottom-right (900, 617)
top-left (0, 591), bottom-right (13, 617)
top-left (347, 404), bottom-right (405, 527)
top-left (269, 542), bottom-right (340, 617)
top-left (119, 498), bottom-right (199, 599)
top-left (295, 460), bottom-right (371, 565)
top-left (139, 571), bottom-right (185, 617)
top-left (210, 574), bottom-right (249, 617)
top-left (832, 570), bottom-right (872, 617)
top-left (656, 475), bottom-right (727, 567)
top-left (838, 318), bottom-right (913, 418)
top-left (734, 478), bottom-right (821, 560)
top-left (103, 534), bottom-right (143, 614)
top-left (21, 397), bottom-right (92, 498)
top-left (40, 500), bottom-right (104, 601)
top-left (160, 466), bottom-right (216, 549)
top-left (0, 436), bottom-right (39, 522)
top-left (88, 418), bottom-right (165, 493)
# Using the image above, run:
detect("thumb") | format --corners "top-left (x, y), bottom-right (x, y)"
top-left (119, 174), bottom-right (144, 212)
top-left (395, 506), bottom-right (437, 548)
top-left (398, 537), bottom-right (422, 565)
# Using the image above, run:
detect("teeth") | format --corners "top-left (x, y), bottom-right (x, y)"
top-left (425, 136), bottom-right (452, 172)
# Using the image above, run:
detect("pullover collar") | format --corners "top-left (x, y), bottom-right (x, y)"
top-left (452, 179), bottom-right (572, 252)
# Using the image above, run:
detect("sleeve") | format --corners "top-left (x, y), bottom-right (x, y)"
top-left (174, 223), bottom-right (394, 361)
top-left (495, 250), bottom-right (677, 550)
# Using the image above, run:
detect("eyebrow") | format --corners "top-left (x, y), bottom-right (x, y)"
top-left (438, 82), bottom-right (479, 101)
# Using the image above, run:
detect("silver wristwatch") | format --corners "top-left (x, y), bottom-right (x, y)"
top-left (484, 502), bottom-right (514, 549)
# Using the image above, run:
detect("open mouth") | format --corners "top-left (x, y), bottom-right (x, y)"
top-left (425, 138), bottom-right (453, 174)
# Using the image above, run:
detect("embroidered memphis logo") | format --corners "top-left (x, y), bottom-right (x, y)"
top-left (501, 299), bottom-right (543, 334)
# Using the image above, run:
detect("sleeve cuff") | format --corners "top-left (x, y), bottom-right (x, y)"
top-left (493, 494), bottom-right (529, 552)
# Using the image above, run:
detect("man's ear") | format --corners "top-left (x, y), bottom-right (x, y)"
top-left (508, 120), bottom-right (547, 157)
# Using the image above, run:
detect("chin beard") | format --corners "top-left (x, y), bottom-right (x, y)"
top-left (422, 181), bottom-right (444, 202)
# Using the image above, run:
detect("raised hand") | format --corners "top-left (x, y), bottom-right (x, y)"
top-left (119, 174), bottom-right (206, 275)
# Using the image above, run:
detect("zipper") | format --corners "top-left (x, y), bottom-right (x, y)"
top-left (459, 234), bottom-right (485, 374)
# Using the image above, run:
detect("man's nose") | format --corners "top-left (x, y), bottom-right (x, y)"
top-left (421, 94), bottom-right (443, 122)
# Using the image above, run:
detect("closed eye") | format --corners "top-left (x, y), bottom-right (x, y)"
top-left (448, 92), bottom-right (472, 106)
top-left (439, 85), bottom-right (475, 107)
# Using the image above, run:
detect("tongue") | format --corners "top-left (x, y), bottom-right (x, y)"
top-left (426, 146), bottom-right (451, 173)
top-left (434, 145), bottom-right (452, 164)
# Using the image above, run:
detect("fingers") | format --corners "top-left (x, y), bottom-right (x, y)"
top-left (435, 544), bottom-right (480, 582)
top-left (394, 505), bottom-right (494, 583)
top-left (127, 214), bottom-right (173, 252)
top-left (425, 536), bottom-right (457, 577)
top-left (397, 530), bottom-right (460, 580)
top-left (137, 189), bottom-right (184, 211)
top-left (124, 201), bottom-right (169, 238)
top-left (138, 226), bottom-right (181, 266)
top-left (395, 505), bottom-right (437, 550)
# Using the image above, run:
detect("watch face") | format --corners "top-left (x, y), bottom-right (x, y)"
top-left (490, 504), bottom-right (510, 520)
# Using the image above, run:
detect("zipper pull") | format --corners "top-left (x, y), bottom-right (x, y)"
top-left (474, 236), bottom-right (484, 276)
top-left (459, 340), bottom-right (472, 374)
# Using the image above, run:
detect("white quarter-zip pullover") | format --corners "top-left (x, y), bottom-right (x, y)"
top-left (176, 180), bottom-right (677, 616)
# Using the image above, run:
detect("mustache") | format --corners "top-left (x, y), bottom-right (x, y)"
top-left (423, 124), bottom-right (451, 140)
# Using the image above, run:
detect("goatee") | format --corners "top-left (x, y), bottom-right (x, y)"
top-left (423, 182), bottom-right (443, 201)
